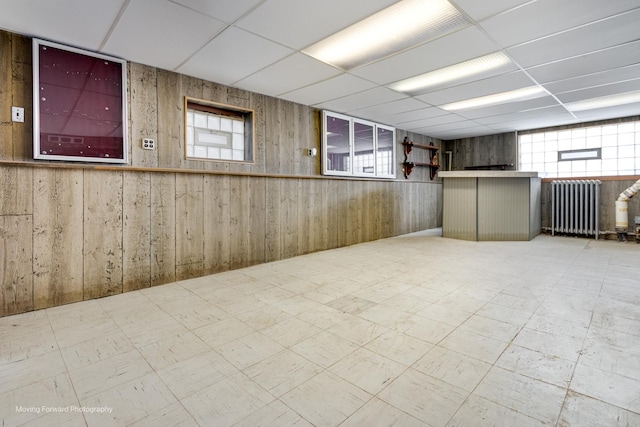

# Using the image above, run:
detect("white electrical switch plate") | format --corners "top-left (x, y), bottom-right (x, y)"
top-left (142, 138), bottom-right (156, 150)
top-left (11, 106), bottom-right (24, 123)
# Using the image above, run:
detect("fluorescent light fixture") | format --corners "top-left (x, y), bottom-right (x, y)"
top-left (565, 90), bottom-right (640, 112)
top-left (389, 52), bottom-right (512, 94)
top-left (440, 86), bottom-right (547, 111)
top-left (303, 0), bottom-right (468, 70)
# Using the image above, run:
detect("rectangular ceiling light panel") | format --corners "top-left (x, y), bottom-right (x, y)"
top-left (389, 52), bottom-right (512, 95)
top-left (440, 86), bottom-right (547, 111)
top-left (565, 90), bottom-right (640, 112)
top-left (303, 0), bottom-right (469, 70)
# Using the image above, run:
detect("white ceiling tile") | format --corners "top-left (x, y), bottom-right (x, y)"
top-left (279, 74), bottom-right (376, 106)
top-left (234, 53), bottom-right (342, 97)
top-left (177, 27), bottom-right (292, 85)
top-left (526, 41), bottom-right (640, 84)
top-left (572, 103), bottom-right (640, 121)
top-left (454, 96), bottom-right (559, 119)
top-left (0, 0), bottom-right (126, 50)
top-left (236, 0), bottom-right (398, 50)
top-left (480, 0), bottom-right (640, 48)
top-left (315, 87), bottom-right (407, 113)
top-left (507, 8), bottom-right (640, 68)
top-left (170, 0), bottom-right (262, 24)
top-left (542, 65), bottom-right (640, 94)
top-left (378, 107), bottom-right (449, 127)
top-left (348, 98), bottom-right (430, 119)
top-left (400, 113), bottom-right (466, 130)
top-left (103, 0), bottom-right (227, 70)
top-left (350, 26), bottom-right (498, 84)
top-left (474, 105), bottom-right (572, 125)
top-left (416, 71), bottom-right (536, 105)
top-left (450, 0), bottom-right (531, 21)
top-left (556, 79), bottom-right (640, 103)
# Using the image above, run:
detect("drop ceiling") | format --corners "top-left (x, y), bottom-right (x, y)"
top-left (1, 0), bottom-right (639, 140)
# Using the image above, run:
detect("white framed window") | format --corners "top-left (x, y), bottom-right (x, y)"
top-left (185, 98), bottom-right (254, 163)
top-left (322, 111), bottom-right (396, 178)
top-left (518, 120), bottom-right (640, 177)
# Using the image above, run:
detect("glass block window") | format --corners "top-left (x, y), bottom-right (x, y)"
top-left (185, 98), bottom-right (253, 163)
top-left (322, 111), bottom-right (396, 178)
top-left (519, 120), bottom-right (640, 177)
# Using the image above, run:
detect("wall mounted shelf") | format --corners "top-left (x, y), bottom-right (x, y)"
top-left (402, 137), bottom-right (439, 179)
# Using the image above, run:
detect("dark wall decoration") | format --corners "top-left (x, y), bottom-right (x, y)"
top-left (33, 39), bottom-right (128, 163)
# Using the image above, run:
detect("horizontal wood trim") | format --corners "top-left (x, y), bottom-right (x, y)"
top-left (541, 175), bottom-right (640, 183)
top-left (0, 159), bottom-right (441, 184)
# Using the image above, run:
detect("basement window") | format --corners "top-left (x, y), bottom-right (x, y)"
top-left (322, 111), bottom-right (396, 178)
top-left (185, 98), bottom-right (254, 163)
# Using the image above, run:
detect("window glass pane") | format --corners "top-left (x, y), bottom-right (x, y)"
top-left (353, 121), bottom-right (375, 175)
top-left (619, 145), bottom-right (635, 158)
top-left (377, 126), bottom-right (395, 177)
top-left (326, 115), bottom-right (351, 173)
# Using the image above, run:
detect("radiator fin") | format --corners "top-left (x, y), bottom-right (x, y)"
top-left (551, 180), bottom-right (601, 239)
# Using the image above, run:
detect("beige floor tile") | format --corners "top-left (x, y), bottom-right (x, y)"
top-left (585, 326), bottom-right (640, 355)
top-left (128, 402), bottom-right (198, 427)
top-left (291, 331), bottom-right (359, 369)
top-left (280, 371), bottom-right (371, 427)
top-left (217, 331), bottom-right (285, 370)
top-left (303, 284), bottom-right (351, 304)
top-left (378, 368), bottom-right (468, 426)
top-left (0, 351), bottom-right (66, 394)
top-left (399, 315), bottom-right (458, 344)
top-left (557, 390), bottom-right (640, 427)
top-left (446, 394), bottom-right (546, 427)
top-left (253, 286), bottom-right (296, 304)
top-left (0, 373), bottom-right (79, 427)
top-left (244, 350), bottom-right (322, 397)
top-left (474, 367), bottom-right (565, 425)
top-left (357, 304), bottom-right (414, 329)
top-left (81, 373), bottom-right (177, 427)
top-left (579, 340), bottom-right (640, 381)
top-left (497, 344), bottom-right (576, 388)
top-left (60, 331), bottom-right (134, 371)
top-left (52, 316), bottom-right (122, 349)
top-left (414, 303), bottom-right (473, 328)
top-left (456, 315), bottom-right (521, 342)
top-left (272, 295), bottom-right (323, 316)
top-left (69, 349), bottom-right (153, 400)
top-left (136, 331), bottom-right (210, 370)
top-left (261, 317), bottom-right (322, 348)
top-left (590, 311), bottom-right (640, 337)
top-left (117, 310), bottom-right (189, 348)
top-left (475, 302), bottom-right (533, 326)
top-left (181, 372), bottom-right (273, 426)
top-left (439, 329), bottom-right (509, 364)
top-left (235, 305), bottom-right (291, 330)
top-left (327, 316), bottom-right (387, 346)
top-left (158, 297), bottom-right (228, 330)
top-left (192, 317), bottom-right (256, 348)
top-left (379, 293), bottom-right (431, 313)
top-left (46, 300), bottom-right (110, 330)
top-left (413, 345), bottom-right (491, 392)
top-left (139, 283), bottom-right (194, 304)
top-left (326, 295), bottom-right (377, 315)
top-left (233, 400), bottom-right (313, 427)
top-left (296, 306), bottom-right (352, 329)
top-left (329, 347), bottom-right (407, 394)
top-left (156, 350), bottom-right (237, 399)
top-left (511, 327), bottom-right (583, 362)
top-left (524, 313), bottom-right (589, 340)
top-left (341, 397), bottom-right (428, 427)
top-left (365, 330), bottom-right (433, 366)
top-left (0, 325), bottom-right (58, 364)
top-left (571, 363), bottom-right (640, 413)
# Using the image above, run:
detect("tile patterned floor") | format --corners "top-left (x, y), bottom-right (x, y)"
top-left (1, 230), bottom-right (640, 426)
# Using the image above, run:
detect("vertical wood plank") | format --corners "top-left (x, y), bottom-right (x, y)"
top-left (175, 173), bottom-right (204, 280)
top-left (280, 179), bottom-right (299, 259)
top-left (0, 215), bottom-right (33, 316)
top-left (228, 176), bottom-right (250, 269)
top-left (204, 175), bottom-right (230, 274)
top-left (11, 34), bottom-right (32, 160)
top-left (0, 165), bottom-right (32, 215)
top-left (264, 178), bottom-right (281, 262)
top-left (129, 63), bottom-right (158, 168)
top-left (325, 179), bottom-right (339, 250)
top-left (83, 170), bottom-right (123, 299)
top-left (250, 93), bottom-right (266, 174)
top-left (0, 31), bottom-right (12, 160)
top-left (150, 173), bottom-right (176, 286)
top-left (33, 169), bottom-right (83, 309)
top-left (296, 179), bottom-right (311, 255)
top-left (156, 70), bottom-right (183, 169)
top-left (249, 177), bottom-right (266, 266)
top-left (122, 172), bottom-right (152, 292)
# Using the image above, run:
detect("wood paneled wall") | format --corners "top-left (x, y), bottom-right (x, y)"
top-left (0, 31), bottom-right (442, 317)
top-left (444, 132), bottom-right (517, 171)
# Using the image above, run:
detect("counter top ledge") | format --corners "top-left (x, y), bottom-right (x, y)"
top-left (439, 171), bottom-right (539, 178)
